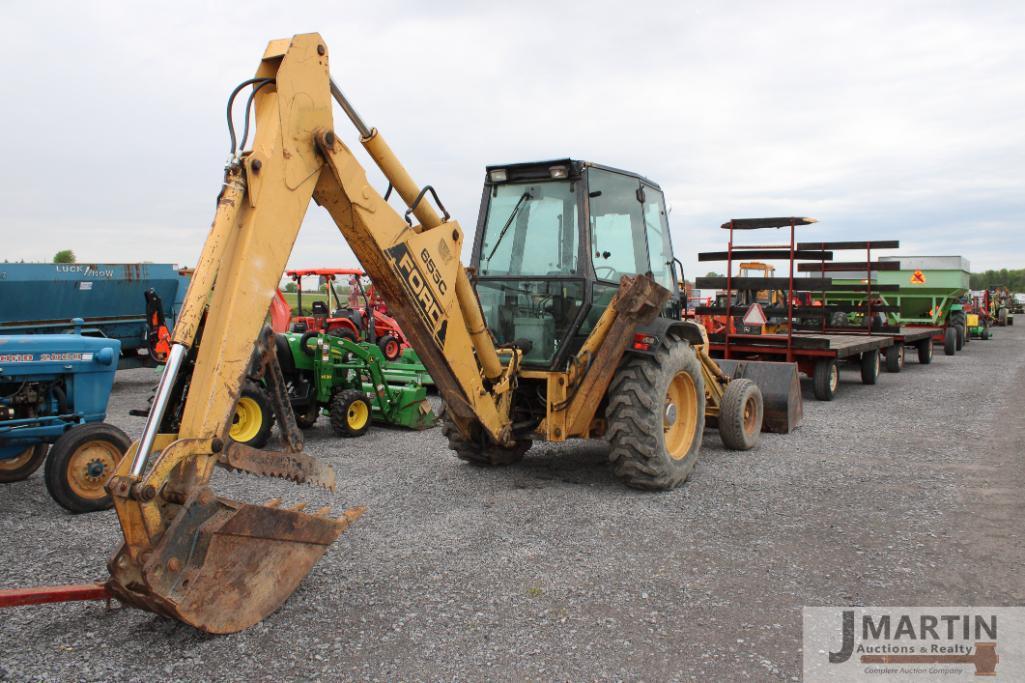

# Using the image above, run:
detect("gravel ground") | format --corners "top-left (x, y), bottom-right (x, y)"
top-left (2, 326), bottom-right (1023, 681)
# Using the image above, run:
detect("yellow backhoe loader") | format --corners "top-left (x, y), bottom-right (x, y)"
top-left (1, 34), bottom-right (799, 633)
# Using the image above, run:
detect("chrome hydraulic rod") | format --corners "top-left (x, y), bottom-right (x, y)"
top-left (129, 343), bottom-right (187, 477)
top-left (329, 78), bottom-right (372, 139)
top-left (328, 77), bottom-right (504, 381)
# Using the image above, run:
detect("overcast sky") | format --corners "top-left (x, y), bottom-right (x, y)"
top-left (3, 1), bottom-right (1022, 277)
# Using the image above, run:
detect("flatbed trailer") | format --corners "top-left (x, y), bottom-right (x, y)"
top-left (709, 331), bottom-right (892, 401)
top-left (795, 325), bottom-right (940, 371)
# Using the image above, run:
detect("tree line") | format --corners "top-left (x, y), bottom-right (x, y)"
top-left (969, 268), bottom-right (1025, 291)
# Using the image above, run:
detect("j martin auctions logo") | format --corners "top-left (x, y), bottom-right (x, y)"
top-left (830, 611), bottom-right (997, 674)
top-left (803, 607), bottom-right (1025, 681)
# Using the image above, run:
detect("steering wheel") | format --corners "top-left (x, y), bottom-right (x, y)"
top-left (594, 266), bottom-right (617, 281)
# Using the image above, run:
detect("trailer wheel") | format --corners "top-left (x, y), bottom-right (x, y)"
top-left (860, 350), bottom-right (880, 385)
top-left (917, 339), bottom-right (933, 364)
top-left (442, 419), bottom-right (530, 466)
top-left (606, 338), bottom-right (704, 490)
top-left (981, 326), bottom-right (990, 340)
top-left (377, 335), bottom-right (401, 361)
top-left (718, 379), bottom-right (762, 451)
top-left (944, 327), bottom-right (957, 355)
top-left (885, 345), bottom-right (904, 373)
top-left (997, 308), bottom-right (1008, 326)
top-left (0, 444), bottom-right (49, 483)
top-left (230, 384), bottom-right (275, 449)
top-left (329, 389), bottom-right (372, 437)
top-left (44, 423), bottom-right (130, 513)
top-left (812, 359), bottom-right (839, 401)
top-left (954, 324), bottom-right (965, 350)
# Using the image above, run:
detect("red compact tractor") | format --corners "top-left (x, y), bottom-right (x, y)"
top-left (271, 268), bottom-right (409, 360)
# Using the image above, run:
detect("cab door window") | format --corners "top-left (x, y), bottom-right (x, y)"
top-left (641, 185), bottom-right (676, 291)
top-left (587, 169), bottom-right (647, 282)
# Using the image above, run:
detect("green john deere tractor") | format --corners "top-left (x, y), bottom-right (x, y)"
top-left (277, 331), bottom-right (436, 436)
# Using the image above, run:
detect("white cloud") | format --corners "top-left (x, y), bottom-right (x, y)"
top-left (1, 0), bottom-right (1021, 274)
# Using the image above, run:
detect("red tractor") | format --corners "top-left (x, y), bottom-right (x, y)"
top-left (271, 268), bottom-right (409, 360)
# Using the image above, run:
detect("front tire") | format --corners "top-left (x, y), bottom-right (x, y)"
top-left (230, 384), bottom-right (275, 449)
top-left (442, 419), bottom-right (530, 466)
top-left (0, 444), bottom-right (49, 483)
top-left (377, 334), bottom-right (401, 361)
top-left (44, 423), bottom-right (130, 513)
top-left (606, 339), bottom-right (704, 491)
top-left (294, 403), bottom-right (320, 429)
top-left (718, 379), bottom-right (762, 451)
top-left (329, 389), bottom-right (372, 437)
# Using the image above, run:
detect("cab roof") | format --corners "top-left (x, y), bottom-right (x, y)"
top-left (484, 158), bottom-right (662, 191)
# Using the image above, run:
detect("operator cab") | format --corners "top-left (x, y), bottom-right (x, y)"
top-left (471, 159), bottom-right (680, 369)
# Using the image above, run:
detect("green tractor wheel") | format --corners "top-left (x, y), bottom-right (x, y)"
top-left (329, 389), bottom-right (372, 437)
top-left (229, 384), bottom-right (275, 449)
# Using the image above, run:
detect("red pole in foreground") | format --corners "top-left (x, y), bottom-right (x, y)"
top-left (0, 582), bottom-right (110, 608)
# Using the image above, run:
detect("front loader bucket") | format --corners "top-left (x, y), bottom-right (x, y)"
top-left (107, 489), bottom-right (363, 634)
top-left (715, 359), bottom-right (803, 434)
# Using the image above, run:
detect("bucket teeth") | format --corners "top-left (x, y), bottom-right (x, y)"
top-left (264, 498), bottom-right (282, 508)
top-left (314, 505), bottom-right (332, 517)
top-left (218, 443), bottom-right (336, 490)
top-left (338, 506), bottom-right (366, 527)
top-left (291, 502), bottom-right (307, 512)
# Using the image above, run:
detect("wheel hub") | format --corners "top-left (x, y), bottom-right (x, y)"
top-left (85, 458), bottom-right (107, 480)
top-left (663, 402), bottom-right (678, 428)
top-left (68, 441), bottom-right (120, 499)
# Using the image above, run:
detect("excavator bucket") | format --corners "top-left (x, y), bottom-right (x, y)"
top-left (714, 359), bottom-right (803, 433)
top-left (107, 487), bottom-right (364, 634)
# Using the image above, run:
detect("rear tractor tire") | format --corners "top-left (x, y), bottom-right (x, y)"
top-left (44, 423), bottom-right (130, 513)
top-left (718, 379), bottom-right (763, 451)
top-left (329, 389), bottom-right (372, 437)
top-left (442, 419), bottom-right (531, 466)
top-left (230, 384), bottom-right (275, 449)
top-left (328, 326), bottom-right (358, 343)
top-left (944, 327), bottom-right (957, 356)
top-left (955, 324), bottom-right (965, 350)
top-left (860, 349), bottom-right (880, 385)
top-left (606, 338), bottom-right (705, 490)
top-left (813, 359), bottom-right (839, 401)
top-left (0, 444), bottom-right (49, 483)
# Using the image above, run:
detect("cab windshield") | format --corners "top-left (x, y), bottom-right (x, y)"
top-left (478, 181), bottom-right (579, 277)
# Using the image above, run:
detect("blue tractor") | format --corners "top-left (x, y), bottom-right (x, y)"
top-left (0, 320), bottom-right (130, 512)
